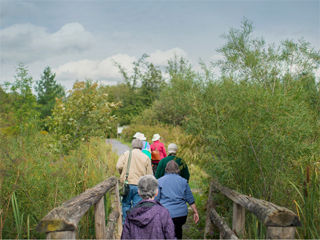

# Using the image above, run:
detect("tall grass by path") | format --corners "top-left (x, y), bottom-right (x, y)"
top-left (0, 128), bottom-right (119, 239)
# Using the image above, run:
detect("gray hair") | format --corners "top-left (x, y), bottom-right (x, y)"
top-left (138, 175), bottom-right (158, 199)
top-left (131, 138), bottom-right (143, 150)
top-left (165, 160), bottom-right (180, 174)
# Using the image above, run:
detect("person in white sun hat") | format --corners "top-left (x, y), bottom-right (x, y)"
top-left (136, 133), bottom-right (151, 160)
top-left (133, 132), bottom-right (141, 139)
top-left (150, 133), bottom-right (167, 175)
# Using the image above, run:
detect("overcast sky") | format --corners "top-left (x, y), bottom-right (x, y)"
top-left (1, 0), bottom-right (319, 91)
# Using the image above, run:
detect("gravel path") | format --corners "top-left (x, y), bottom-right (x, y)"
top-left (106, 139), bottom-right (131, 156)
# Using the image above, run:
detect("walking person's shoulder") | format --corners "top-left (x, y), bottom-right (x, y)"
top-left (133, 149), bottom-right (150, 161)
top-left (117, 150), bottom-right (129, 162)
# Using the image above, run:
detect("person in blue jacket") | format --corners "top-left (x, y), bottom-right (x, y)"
top-left (155, 160), bottom-right (199, 239)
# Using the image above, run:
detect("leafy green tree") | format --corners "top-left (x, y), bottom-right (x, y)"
top-left (0, 86), bottom-right (16, 134)
top-left (47, 81), bottom-right (119, 153)
top-left (35, 67), bottom-right (65, 119)
top-left (214, 18), bottom-right (320, 94)
top-left (135, 55), bottom-right (196, 126)
top-left (3, 63), bottom-right (39, 132)
top-left (108, 54), bottom-right (165, 125)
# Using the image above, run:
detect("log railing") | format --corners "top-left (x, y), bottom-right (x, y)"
top-left (36, 176), bottom-right (122, 239)
top-left (204, 179), bottom-right (302, 239)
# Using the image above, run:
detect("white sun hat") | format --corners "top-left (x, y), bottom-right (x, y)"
top-left (152, 133), bottom-right (161, 142)
top-left (136, 133), bottom-right (147, 141)
top-left (133, 132), bottom-right (141, 138)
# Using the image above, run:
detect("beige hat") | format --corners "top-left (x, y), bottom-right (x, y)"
top-left (136, 133), bottom-right (147, 141)
top-left (167, 143), bottom-right (178, 154)
top-left (152, 133), bottom-right (161, 142)
top-left (133, 132), bottom-right (141, 138)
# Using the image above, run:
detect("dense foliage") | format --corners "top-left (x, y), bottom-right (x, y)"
top-left (47, 81), bottom-right (119, 153)
top-left (99, 54), bottom-right (165, 125)
top-left (121, 19), bottom-right (320, 238)
top-left (0, 125), bottom-right (119, 239)
top-left (1, 18), bottom-right (319, 239)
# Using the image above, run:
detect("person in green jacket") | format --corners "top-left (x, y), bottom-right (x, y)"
top-left (155, 143), bottom-right (190, 182)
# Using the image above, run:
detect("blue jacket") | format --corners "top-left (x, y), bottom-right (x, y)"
top-left (155, 173), bottom-right (195, 218)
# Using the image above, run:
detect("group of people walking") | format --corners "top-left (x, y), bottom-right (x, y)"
top-left (116, 133), bottom-right (199, 239)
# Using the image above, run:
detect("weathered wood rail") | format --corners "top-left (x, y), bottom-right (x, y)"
top-left (204, 179), bottom-right (301, 239)
top-left (36, 176), bottom-right (122, 239)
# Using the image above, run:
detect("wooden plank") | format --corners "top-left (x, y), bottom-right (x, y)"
top-left (232, 202), bottom-right (245, 237)
top-left (94, 196), bottom-right (107, 239)
top-left (212, 179), bottom-right (301, 227)
top-left (204, 182), bottom-right (216, 239)
top-left (209, 208), bottom-right (238, 239)
top-left (37, 176), bottom-right (117, 233)
top-left (106, 211), bottom-right (120, 239)
top-left (266, 226), bottom-right (296, 239)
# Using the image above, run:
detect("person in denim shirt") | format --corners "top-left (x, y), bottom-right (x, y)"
top-left (155, 161), bottom-right (199, 239)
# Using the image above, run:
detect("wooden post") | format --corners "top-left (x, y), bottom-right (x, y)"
top-left (266, 226), bottom-right (296, 239)
top-left (106, 211), bottom-right (120, 239)
top-left (110, 181), bottom-right (122, 239)
top-left (232, 202), bottom-right (245, 237)
top-left (94, 196), bottom-right (107, 239)
top-left (204, 182), bottom-right (216, 239)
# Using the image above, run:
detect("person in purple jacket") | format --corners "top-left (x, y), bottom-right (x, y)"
top-left (121, 175), bottom-right (176, 239)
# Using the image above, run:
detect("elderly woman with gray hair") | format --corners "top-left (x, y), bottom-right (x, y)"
top-left (121, 175), bottom-right (176, 239)
top-left (155, 160), bottom-right (199, 239)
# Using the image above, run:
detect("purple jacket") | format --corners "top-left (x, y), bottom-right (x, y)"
top-left (121, 199), bottom-right (176, 239)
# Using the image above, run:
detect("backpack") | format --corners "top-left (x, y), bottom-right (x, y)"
top-left (151, 142), bottom-right (160, 161)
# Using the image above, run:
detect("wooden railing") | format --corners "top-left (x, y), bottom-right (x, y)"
top-left (36, 176), bottom-right (122, 239)
top-left (204, 180), bottom-right (302, 239)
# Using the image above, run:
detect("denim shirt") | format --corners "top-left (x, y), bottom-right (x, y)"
top-left (155, 173), bottom-right (195, 218)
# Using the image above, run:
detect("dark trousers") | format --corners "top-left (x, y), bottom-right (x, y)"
top-left (152, 162), bottom-right (159, 176)
top-left (172, 215), bottom-right (187, 239)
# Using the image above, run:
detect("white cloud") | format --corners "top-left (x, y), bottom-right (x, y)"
top-left (148, 47), bottom-right (188, 66)
top-left (315, 69), bottom-right (320, 82)
top-left (1, 22), bottom-right (94, 64)
top-left (53, 54), bottom-right (137, 81)
top-left (53, 48), bottom-right (190, 82)
top-left (210, 53), bottom-right (224, 62)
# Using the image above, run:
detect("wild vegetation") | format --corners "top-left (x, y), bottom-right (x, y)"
top-left (1, 18), bottom-right (319, 239)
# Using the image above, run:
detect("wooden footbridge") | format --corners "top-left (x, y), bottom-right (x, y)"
top-left (36, 177), bottom-right (301, 239)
